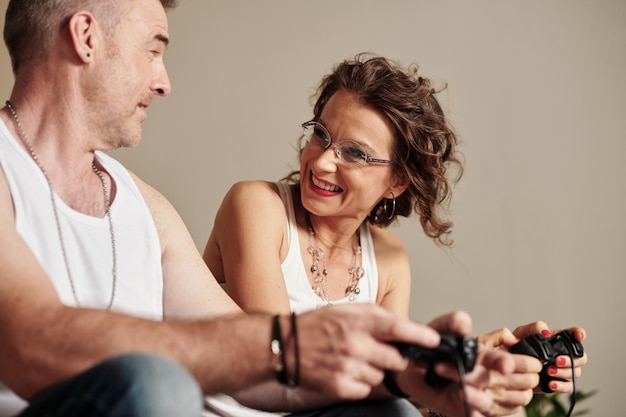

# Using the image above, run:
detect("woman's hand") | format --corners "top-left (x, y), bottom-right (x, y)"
top-left (511, 322), bottom-right (588, 393)
top-left (396, 311), bottom-right (527, 417)
top-left (479, 322), bottom-right (588, 393)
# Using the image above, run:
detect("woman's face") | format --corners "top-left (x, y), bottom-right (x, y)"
top-left (299, 89), bottom-right (405, 221)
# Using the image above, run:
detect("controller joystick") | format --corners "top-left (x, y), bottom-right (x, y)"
top-left (393, 334), bottom-right (478, 388)
top-left (509, 329), bottom-right (584, 393)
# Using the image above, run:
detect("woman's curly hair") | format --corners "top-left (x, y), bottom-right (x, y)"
top-left (286, 53), bottom-right (463, 246)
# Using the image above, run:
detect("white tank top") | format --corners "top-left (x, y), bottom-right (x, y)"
top-left (0, 119), bottom-right (163, 415)
top-left (276, 182), bottom-right (379, 313)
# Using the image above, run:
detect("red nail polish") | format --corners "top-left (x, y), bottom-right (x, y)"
top-left (556, 357), bottom-right (566, 366)
top-left (550, 382), bottom-right (558, 391)
top-left (549, 367), bottom-right (558, 375)
top-left (541, 329), bottom-right (552, 337)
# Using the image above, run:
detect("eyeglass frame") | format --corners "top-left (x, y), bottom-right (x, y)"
top-left (301, 120), bottom-right (394, 166)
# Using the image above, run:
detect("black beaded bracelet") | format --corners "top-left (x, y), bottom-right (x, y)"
top-left (383, 370), bottom-right (409, 398)
top-left (290, 312), bottom-right (300, 387)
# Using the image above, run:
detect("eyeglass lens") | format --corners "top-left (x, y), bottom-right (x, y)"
top-left (303, 122), bottom-right (370, 164)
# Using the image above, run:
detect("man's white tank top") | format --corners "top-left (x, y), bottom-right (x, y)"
top-left (0, 119), bottom-right (163, 415)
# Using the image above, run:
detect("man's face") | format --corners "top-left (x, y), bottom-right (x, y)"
top-left (86, 0), bottom-right (171, 150)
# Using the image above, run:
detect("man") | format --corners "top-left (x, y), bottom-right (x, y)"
top-left (0, 1), bottom-right (518, 416)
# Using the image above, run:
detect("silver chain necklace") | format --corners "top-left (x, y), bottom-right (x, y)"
top-left (5, 100), bottom-right (117, 309)
top-left (305, 211), bottom-right (364, 307)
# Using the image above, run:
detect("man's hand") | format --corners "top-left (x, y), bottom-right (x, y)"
top-left (291, 303), bottom-right (440, 400)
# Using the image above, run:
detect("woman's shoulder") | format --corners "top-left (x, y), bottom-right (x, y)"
top-left (220, 180), bottom-right (292, 221)
top-left (367, 224), bottom-right (410, 277)
top-left (227, 179), bottom-right (277, 194)
top-left (367, 224), bottom-right (411, 308)
top-left (368, 223), bottom-right (407, 255)
top-left (224, 180), bottom-right (281, 204)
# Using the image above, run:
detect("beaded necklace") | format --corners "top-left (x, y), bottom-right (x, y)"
top-left (305, 211), bottom-right (364, 307)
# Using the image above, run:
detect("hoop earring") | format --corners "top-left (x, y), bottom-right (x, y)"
top-left (383, 192), bottom-right (396, 220)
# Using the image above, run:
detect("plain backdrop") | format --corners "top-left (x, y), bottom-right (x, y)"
top-left (1, 1), bottom-right (624, 415)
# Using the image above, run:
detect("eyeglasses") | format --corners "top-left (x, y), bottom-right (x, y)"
top-left (301, 120), bottom-right (393, 166)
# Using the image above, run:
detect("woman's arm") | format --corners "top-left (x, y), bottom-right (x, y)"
top-left (203, 180), bottom-right (293, 314)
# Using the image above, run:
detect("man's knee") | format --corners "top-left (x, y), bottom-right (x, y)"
top-left (19, 353), bottom-right (203, 417)
top-left (95, 353), bottom-right (203, 417)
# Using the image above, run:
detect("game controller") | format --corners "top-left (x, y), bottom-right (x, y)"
top-left (393, 334), bottom-right (478, 388)
top-left (509, 329), bottom-right (584, 393)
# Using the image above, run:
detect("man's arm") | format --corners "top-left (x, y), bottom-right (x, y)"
top-left (0, 164), bottom-right (278, 398)
top-left (130, 171), bottom-right (242, 320)
top-left (0, 168), bottom-right (442, 406)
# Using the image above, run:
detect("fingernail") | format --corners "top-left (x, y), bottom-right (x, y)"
top-left (556, 357), bottom-right (566, 366)
top-left (541, 329), bottom-right (552, 337)
top-left (549, 366), bottom-right (558, 375)
top-left (550, 382), bottom-right (558, 391)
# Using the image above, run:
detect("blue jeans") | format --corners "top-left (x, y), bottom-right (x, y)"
top-left (286, 399), bottom-right (423, 417)
top-left (16, 353), bottom-right (203, 417)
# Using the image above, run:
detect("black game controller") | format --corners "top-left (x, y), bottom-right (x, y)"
top-left (394, 334), bottom-right (478, 388)
top-left (509, 329), bottom-right (584, 393)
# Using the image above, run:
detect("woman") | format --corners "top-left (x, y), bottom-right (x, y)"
top-left (204, 54), bottom-right (586, 415)
top-left (205, 53), bottom-right (456, 317)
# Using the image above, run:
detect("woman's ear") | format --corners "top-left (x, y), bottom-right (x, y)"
top-left (67, 11), bottom-right (98, 63)
top-left (388, 171), bottom-right (410, 199)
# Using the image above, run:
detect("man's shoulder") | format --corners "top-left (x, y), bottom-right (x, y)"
top-left (126, 171), bottom-right (171, 212)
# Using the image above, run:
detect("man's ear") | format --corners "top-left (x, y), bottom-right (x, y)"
top-left (67, 11), bottom-right (98, 62)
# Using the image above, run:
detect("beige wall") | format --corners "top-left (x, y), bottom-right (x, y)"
top-left (1, 0), bottom-right (624, 414)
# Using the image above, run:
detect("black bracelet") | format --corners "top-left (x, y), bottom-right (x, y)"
top-left (290, 312), bottom-right (300, 387)
top-left (426, 410), bottom-right (448, 417)
top-left (270, 315), bottom-right (289, 385)
top-left (383, 370), bottom-right (409, 398)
